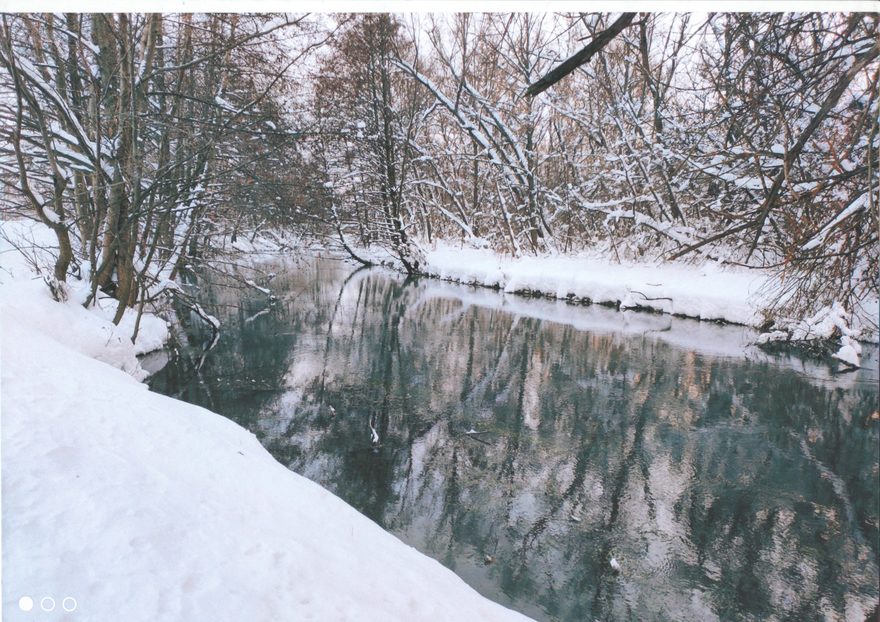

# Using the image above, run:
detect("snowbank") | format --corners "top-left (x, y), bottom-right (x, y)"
top-left (333, 236), bottom-right (877, 367)
top-left (1, 220), bottom-right (169, 379)
top-left (423, 244), bottom-right (769, 326)
top-left (422, 244), bottom-right (880, 341)
top-left (1, 280), bottom-right (158, 380)
top-left (418, 243), bottom-right (878, 367)
top-left (1, 228), bottom-right (530, 621)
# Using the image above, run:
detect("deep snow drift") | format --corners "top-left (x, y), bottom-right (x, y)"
top-left (1, 225), bottom-right (530, 621)
top-left (0, 220), bottom-right (169, 380)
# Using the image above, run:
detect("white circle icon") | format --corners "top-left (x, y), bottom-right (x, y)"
top-left (62, 597), bottom-right (78, 612)
top-left (18, 596), bottom-right (34, 611)
top-left (40, 596), bottom-right (56, 611)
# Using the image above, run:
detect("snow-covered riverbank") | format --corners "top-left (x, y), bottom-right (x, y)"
top-left (414, 243), bottom-right (877, 367)
top-left (423, 244), bottom-right (770, 326)
top-left (1, 224), bottom-right (530, 621)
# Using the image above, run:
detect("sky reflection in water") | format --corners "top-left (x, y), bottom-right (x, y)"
top-left (149, 256), bottom-right (879, 622)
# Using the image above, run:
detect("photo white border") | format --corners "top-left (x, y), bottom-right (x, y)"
top-left (1, 1), bottom-right (879, 13)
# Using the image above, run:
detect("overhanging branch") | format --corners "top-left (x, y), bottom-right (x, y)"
top-left (526, 13), bottom-right (636, 97)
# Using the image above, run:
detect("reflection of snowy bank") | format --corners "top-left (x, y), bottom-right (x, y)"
top-left (414, 281), bottom-right (879, 390)
top-left (416, 280), bottom-right (755, 356)
top-left (419, 244), bottom-right (878, 367)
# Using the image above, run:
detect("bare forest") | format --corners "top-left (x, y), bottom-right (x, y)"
top-left (2, 12), bottom-right (878, 338)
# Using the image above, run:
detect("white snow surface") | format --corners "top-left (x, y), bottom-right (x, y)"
top-left (834, 338), bottom-right (861, 368)
top-left (423, 244), bottom-right (769, 327)
top-left (1, 220), bottom-right (169, 376)
top-left (1, 280), bottom-right (166, 380)
top-left (1, 227), bottom-right (530, 622)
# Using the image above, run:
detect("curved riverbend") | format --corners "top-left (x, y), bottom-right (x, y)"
top-left (150, 256), bottom-right (879, 622)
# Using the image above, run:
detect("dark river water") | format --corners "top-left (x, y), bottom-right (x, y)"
top-left (147, 255), bottom-right (879, 621)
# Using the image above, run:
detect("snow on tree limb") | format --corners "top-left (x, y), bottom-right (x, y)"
top-left (526, 13), bottom-right (636, 97)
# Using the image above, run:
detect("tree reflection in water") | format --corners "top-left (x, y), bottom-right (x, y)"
top-left (150, 257), bottom-right (879, 622)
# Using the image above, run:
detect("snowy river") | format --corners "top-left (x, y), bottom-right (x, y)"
top-left (148, 255), bottom-right (879, 621)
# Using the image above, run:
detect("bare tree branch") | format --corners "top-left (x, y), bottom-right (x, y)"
top-left (526, 13), bottom-right (636, 96)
